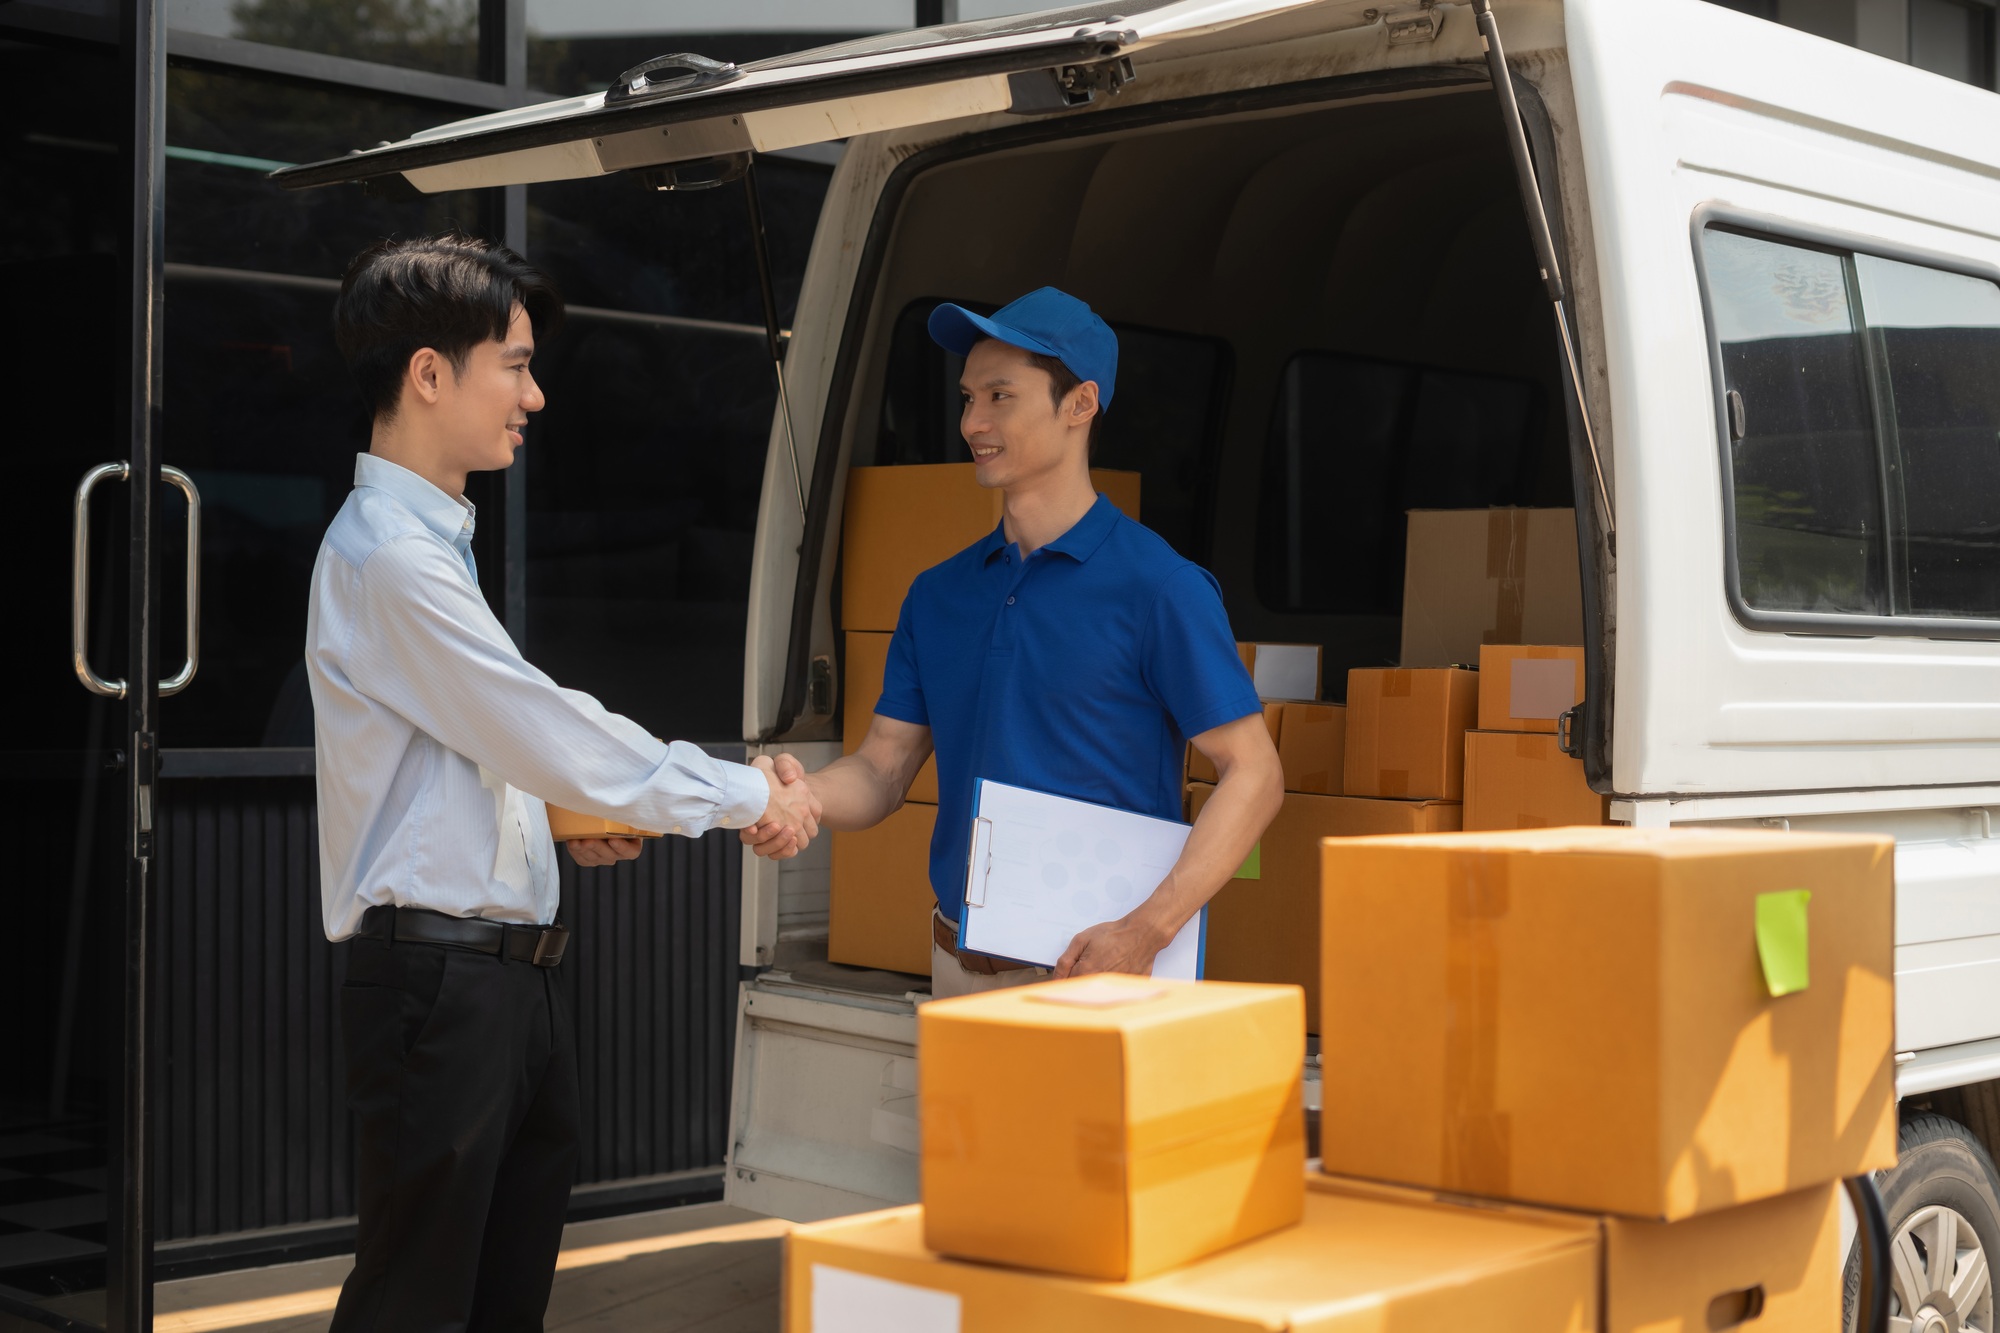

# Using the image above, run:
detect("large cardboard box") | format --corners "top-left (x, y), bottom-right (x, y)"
top-left (1323, 1175), bottom-right (1842, 1333)
top-left (1342, 667), bottom-right (1478, 800)
top-left (1400, 509), bottom-right (1583, 668)
top-left (1320, 827), bottom-right (1898, 1219)
top-left (920, 975), bottom-right (1304, 1281)
top-left (1190, 784), bottom-right (1460, 1031)
top-left (1276, 702), bottom-right (1344, 795)
top-left (842, 464), bottom-right (1140, 632)
top-left (1602, 1181), bottom-right (1842, 1333)
top-left (785, 1174), bottom-right (1600, 1332)
top-left (1188, 700), bottom-right (1283, 785)
top-left (828, 802), bottom-right (936, 976)
top-left (843, 631), bottom-right (938, 803)
top-left (1478, 644), bottom-right (1586, 733)
top-left (1463, 729), bottom-right (1609, 831)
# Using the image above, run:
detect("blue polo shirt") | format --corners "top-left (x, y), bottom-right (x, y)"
top-left (875, 493), bottom-right (1261, 923)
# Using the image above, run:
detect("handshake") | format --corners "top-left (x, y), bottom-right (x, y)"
top-left (747, 753), bottom-right (820, 859)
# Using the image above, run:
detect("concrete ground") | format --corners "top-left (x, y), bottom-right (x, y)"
top-left (37, 1203), bottom-right (788, 1332)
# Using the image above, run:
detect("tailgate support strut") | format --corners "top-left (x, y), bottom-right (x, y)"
top-left (1471, 0), bottom-right (1614, 552)
top-left (742, 158), bottom-right (809, 518)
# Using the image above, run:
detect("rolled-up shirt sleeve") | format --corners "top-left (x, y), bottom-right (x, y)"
top-left (345, 533), bottom-right (769, 836)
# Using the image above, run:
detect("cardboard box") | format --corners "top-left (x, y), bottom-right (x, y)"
top-left (1400, 509), bottom-right (1583, 668)
top-left (1276, 702), bottom-right (1344, 795)
top-left (1463, 730), bottom-right (1608, 831)
top-left (844, 631), bottom-right (938, 803)
top-left (1319, 827), bottom-right (1898, 1219)
top-left (919, 975), bottom-right (1305, 1281)
top-left (1602, 1181), bottom-right (1842, 1333)
top-left (842, 464), bottom-right (1140, 632)
top-left (1189, 783), bottom-right (1459, 1030)
top-left (1241, 642), bottom-right (1322, 701)
top-left (828, 802), bottom-right (936, 976)
top-left (543, 805), bottom-right (656, 840)
top-left (785, 1174), bottom-right (1600, 1332)
top-left (1187, 700), bottom-right (1283, 786)
top-left (1478, 644), bottom-right (1586, 733)
top-left (1342, 667), bottom-right (1478, 800)
top-left (1321, 1174), bottom-right (1841, 1333)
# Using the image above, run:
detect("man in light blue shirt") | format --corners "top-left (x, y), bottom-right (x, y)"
top-left (306, 234), bottom-right (818, 1331)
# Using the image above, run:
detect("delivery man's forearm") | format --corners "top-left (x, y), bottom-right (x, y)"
top-left (1134, 749), bottom-right (1284, 942)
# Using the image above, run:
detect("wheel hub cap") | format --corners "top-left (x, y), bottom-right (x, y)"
top-left (1892, 1204), bottom-right (1994, 1333)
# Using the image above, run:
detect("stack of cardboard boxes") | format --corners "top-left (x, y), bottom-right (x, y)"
top-left (1191, 509), bottom-right (1601, 1019)
top-left (828, 463), bottom-right (1141, 976)
top-left (786, 825), bottom-right (1896, 1330)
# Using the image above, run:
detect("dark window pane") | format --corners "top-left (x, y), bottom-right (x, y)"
top-left (527, 155), bottom-right (828, 323)
top-left (1703, 228), bottom-right (1884, 616)
top-left (870, 297), bottom-right (1229, 562)
top-left (1856, 253), bottom-right (2000, 619)
top-left (169, 0), bottom-right (480, 80)
top-left (160, 70), bottom-right (501, 746)
top-left (522, 318), bottom-right (775, 742)
top-left (525, 3), bottom-right (908, 98)
top-left (1254, 351), bottom-right (1542, 614)
top-left (1910, 0), bottom-right (1996, 89)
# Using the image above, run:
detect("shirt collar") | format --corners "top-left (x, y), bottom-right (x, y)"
top-left (354, 453), bottom-right (476, 555)
top-left (1040, 493), bottom-right (1121, 563)
top-left (978, 492), bottom-right (1122, 566)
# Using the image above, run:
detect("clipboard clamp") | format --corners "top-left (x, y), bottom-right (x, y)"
top-left (964, 817), bottom-right (995, 908)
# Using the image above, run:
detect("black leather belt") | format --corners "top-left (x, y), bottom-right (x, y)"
top-left (357, 904), bottom-right (569, 968)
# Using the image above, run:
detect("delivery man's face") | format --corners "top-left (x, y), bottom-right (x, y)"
top-left (433, 303), bottom-right (545, 474)
top-left (959, 339), bottom-right (1090, 491)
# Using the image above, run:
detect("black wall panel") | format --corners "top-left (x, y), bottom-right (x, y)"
top-left (152, 776), bottom-right (741, 1241)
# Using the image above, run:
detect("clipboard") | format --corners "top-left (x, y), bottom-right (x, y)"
top-left (957, 779), bottom-right (1205, 981)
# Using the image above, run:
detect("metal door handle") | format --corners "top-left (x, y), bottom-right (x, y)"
top-left (71, 462), bottom-right (201, 699)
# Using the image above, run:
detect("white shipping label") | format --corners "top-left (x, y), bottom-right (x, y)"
top-left (812, 1265), bottom-right (961, 1333)
top-left (1252, 643), bottom-right (1319, 701)
top-left (1509, 658), bottom-right (1578, 720)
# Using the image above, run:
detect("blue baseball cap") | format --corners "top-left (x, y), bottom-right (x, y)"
top-left (927, 287), bottom-right (1118, 411)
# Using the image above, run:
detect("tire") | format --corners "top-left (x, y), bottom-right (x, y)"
top-left (1847, 1113), bottom-right (2000, 1332)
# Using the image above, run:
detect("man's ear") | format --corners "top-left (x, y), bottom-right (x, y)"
top-left (406, 346), bottom-right (446, 407)
top-left (1069, 380), bottom-right (1101, 430)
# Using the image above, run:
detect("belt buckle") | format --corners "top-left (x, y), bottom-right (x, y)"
top-left (532, 924), bottom-right (569, 967)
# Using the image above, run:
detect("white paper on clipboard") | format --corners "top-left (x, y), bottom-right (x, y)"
top-left (958, 780), bottom-right (1203, 980)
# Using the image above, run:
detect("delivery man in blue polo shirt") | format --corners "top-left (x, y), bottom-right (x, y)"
top-left (745, 287), bottom-right (1283, 997)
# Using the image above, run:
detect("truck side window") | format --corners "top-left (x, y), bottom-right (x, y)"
top-left (1254, 351), bottom-right (1544, 615)
top-left (1852, 254), bottom-right (2000, 618)
top-left (1702, 229), bottom-right (1885, 616)
top-left (1703, 224), bottom-right (2000, 626)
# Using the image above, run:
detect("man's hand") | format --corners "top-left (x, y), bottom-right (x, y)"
top-left (747, 753), bottom-right (820, 859)
top-left (1054, 910), bottom-right (1172, 979)
top-left (566, 836), bottom-right (645, 867)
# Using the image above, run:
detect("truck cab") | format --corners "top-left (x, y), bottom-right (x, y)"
top-left (281, 0), bottom-right (2000, 1319)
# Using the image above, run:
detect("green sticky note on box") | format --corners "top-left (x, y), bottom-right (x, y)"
top-left (1234, 843), bottom-right (1261, 881)
top-left (1755, 889), bottom-right (1810, 997)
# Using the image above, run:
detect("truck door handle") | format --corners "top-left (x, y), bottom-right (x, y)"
top-left (72, 462), bottom-right (201, 699)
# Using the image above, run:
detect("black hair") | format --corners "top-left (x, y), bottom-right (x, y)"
top-left (333, 233), bottom-right (564, 422)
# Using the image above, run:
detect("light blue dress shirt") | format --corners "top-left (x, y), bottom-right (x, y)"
top-left (305, 454), bottom-right (770, 941)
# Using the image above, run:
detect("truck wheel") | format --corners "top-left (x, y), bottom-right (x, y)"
top-left (1848, 1114), bottom-right (2000, 1332)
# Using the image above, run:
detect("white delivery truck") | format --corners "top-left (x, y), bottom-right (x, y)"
top-left (279, 1), bottom-right (2000, 1324)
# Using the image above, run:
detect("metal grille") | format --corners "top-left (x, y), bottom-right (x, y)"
top-left (152, 776), bottom-right (742, 1241)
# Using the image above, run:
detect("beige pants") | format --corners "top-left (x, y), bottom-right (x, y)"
top-left (928, 910), bottom-right (1049, 1000)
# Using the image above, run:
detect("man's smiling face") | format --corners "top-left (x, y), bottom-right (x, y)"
top-left (959, 338), bottom-right (1088, 492)
top-left (434, 303), bottom-right (544, 476)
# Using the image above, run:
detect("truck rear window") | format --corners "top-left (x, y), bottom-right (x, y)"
top-left (1701, 223), bottom-right (2000, 628)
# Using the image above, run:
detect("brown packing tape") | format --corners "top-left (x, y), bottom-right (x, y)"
top-left (1382, 669), bottom-right (1413, 698)
top-left (1445, 850), bottom-right (1511, 1199)
top-left (1516, 734), bottom-right (1541, 759)
top-left (1485, 511), bottom-right (1530, 645)
top-left (1083, 1083), bottom-right (1306, 1192)
top-left (1378, 769), bottom-right (1410, 798)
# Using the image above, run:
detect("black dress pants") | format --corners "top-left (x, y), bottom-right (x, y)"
top-left (330, 932), bottom-right (579, 1333)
